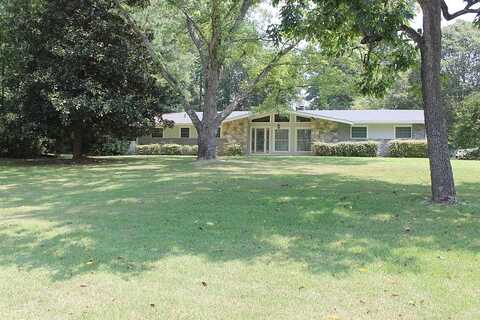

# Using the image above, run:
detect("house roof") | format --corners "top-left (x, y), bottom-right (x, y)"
top-left (160, 111), bottom-right (250, 124)
top-left (160, 110), bottom-right (424, 125)
top-left (299, 110), bottom-right (425, 124)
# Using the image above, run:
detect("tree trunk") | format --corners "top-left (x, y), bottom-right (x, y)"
top-left (420, 0), bottom-right (456, 203)
top-left (72, 123), bottom-right (84, 160)
top-left (197, 125), bottom-right (218, 160)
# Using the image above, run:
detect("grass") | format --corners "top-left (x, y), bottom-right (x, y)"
top-left (0, 156), bottom-right (479, 320)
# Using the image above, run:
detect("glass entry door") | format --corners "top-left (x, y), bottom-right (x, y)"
top-left (251, 128), bottom-right (270, 153)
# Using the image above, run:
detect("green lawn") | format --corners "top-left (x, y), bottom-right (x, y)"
top-left (0, 156), bottom-right (479, 319)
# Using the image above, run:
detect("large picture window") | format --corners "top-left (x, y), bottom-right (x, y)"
top-left (180, 127), bottom-right (190, 138)
top-left (395, 126), bottom-right (412, 139)
top-left (351, 126), bottom-right (367, 139)
top-left (297, 129), bottom-right (312, 152)
top-left (275, 129), bottom-right (289, 152)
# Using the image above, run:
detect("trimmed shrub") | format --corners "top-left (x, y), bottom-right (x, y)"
top-left (162, 144), bottom-right (182, 155)
top-left (389, 140), bottom-right (428, 158)
top-left (223, 143), bottom-right (244, 156)
top-left (136, 144), bottom-right (197, 155)
top-left (180, 144), bottom-right (198, 155)
top-left (88, 139), bottom-right (130, 156)
top-left (312, 141), bottom-right (378, 157)
top-left (455, 148), bottom-right (480, 160)
top-left (136, 144), bottom-right (161, 155)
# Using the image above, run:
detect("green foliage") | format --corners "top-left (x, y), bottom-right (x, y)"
top-left (388, 140), bottom-right (428, 158)
top-left (87, 139), bottom-right (131, 156)
top-left (0, 0), bottom-right (174, 157)
top-left (223, 144), bottom-right (244, 156)
top-left (276, 0), bottom-right (417, 96)
top-left (453, 92), bottom-right (480, 148)
top-left (137, 144), bottom-right (162, 155)
top-left (442, 21), bottom-right (480, 101)
top-left (136, 144), bottom-right (197, 155)
top-left (455, 148), bottom-right (480, 160)
top-left (312, 141), bottom-right (378, 157)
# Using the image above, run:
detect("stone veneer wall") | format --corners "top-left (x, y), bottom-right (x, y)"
top-left (220, 118), bottom-right (249, 154)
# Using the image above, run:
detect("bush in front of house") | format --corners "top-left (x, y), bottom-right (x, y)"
top-left (136, 144), bottom-right (161, 155)
top-left (88, 139), bottom-right (130, 156)
top-left (455, 148), bottom-right (480, 160)
top-left (223, 143), bottom-right (244, 156)
top-left (312, 141), bottom-right (378, 157)
top-left (136, 144), bottom-right (197, 155)
top-left (389, 140), bottom-right (428, 158)
top-left (180, 144), bottom-right (198, 155)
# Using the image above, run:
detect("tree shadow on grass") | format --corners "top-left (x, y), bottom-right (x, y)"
top-left (0, 156), bottom-right (478, 281)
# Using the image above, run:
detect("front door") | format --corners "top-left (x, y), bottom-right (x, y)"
top-left (251, 128), bottom-right (270, 153)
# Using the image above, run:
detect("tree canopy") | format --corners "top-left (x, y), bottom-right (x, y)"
top-left (0, 0), bottom-right (174, 158)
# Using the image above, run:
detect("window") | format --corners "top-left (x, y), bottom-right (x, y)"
top-left (274, 114), bottom-right (290, 122)
top-left (395, 126), bottom-right (412, 139)
top-left (252, 116), bottom-right (270, 122)
top-left (296, 116), bottom-right (312, 122)
top-left (351, 126), bottom-right (367, 139)
top-left (216, 127), bottom-right (221, 138)
top-left (297, 129), bottom-right (312, 152)
top-left (151, 128), bottom-right (163, 138)
top-left (275, 129), bottom-right (289, 152)
top-left (180, 127), bottom-right (190, 138)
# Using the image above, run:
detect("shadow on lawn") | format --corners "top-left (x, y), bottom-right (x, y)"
top-left (0, 156), bottom-right (478, 281)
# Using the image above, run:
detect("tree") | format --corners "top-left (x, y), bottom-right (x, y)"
top-left (1, 0), bottom-right (173, 159)
top-left (276, 0), bottom-right (480, 203)
top-left (453, 92), bottom-right (480, 148)
top-left (131, 0), bottom-right (296, 160)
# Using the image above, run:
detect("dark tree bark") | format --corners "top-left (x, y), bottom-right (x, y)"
top-left (72, 122), bottom-right (84, 160)
top-left (419, 0), bottom-right (456, 203)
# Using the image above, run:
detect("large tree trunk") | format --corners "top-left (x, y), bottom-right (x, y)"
top-left (197, 125), bottom-right (218, 160)
top-left (72, 123), bottom-right (84, 160)
top-left (420, 0), bottom-right (456, 203)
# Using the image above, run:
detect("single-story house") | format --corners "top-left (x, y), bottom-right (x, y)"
top-left (137, 109), bottom-right (426, 155)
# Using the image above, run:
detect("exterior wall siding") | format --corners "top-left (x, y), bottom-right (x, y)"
top-left (136, 112), bottom-right (427, 156)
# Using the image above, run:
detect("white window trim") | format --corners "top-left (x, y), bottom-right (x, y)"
top-left (180, 127), bottom-right (190, 138)
top-left (250, 127), bottom-right (270, 154)
top-left (295, 128), bottom-right (313, 152)
top-left (273, 128), bottom-right (290, 152)
top-left (350, 126), bottom-right (368, 139)
top-left (394, 125), bottom-right (413, 139)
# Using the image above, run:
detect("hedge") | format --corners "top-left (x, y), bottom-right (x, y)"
top-left (223, 143), bottom-right (244, 156)
top-left (388, 140), bottom-right (428, 158)
top-left (136, 144), bottom-right (198, 155)
top-left (455, 148), bottom-right (480, 160)
top-left (88, 139), bottom-right (130, 156)
top-left (312, 141), bottom-right (378, 157)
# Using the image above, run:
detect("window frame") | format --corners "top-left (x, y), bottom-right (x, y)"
top-left (273, 128), bottom-right (290, 152)
top-left (394, 125), bottom-right (413, 139)
top-left (180, 127), bottom-right (190, 138)
top-left (296, 116), bottom-right (312, 123)
top-left (350, 126), bottom-right (368, 139)
top-left (151, 127), bottom-right (164, 138)
top-left (296, 128), bottom-right (312, 152)
top-left (251, 115), bottom-right (271, 123)
top-left (274, 113), bottom-right (290, 123)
